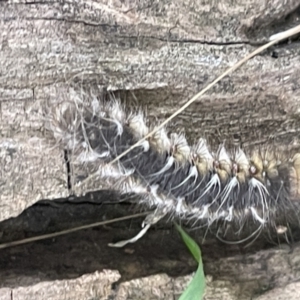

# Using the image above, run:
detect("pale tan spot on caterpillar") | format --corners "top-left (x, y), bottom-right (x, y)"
top-left (214, 145), bottom-right (232, 182)
top-left (232, 148), bottom-right (249, 184)
top-left (191, 138), bottom-right (214, 175)
top-left (169, 133), bottom-right (190, 162)
top-left (127, 112), bottom-right (149, 139)
top-left (250, 149), bottom-right (282, 183)
top-left (289, 153), bottom-right (300, 199)
top-left (250, 150), bottom-right (265, 182)
top-left (148, 127), bottom-right (171, 154)
top-left (262, 149), bottom-right (280, 179)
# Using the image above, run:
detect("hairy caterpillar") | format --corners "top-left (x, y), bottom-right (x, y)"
top-left (46, 90), bottom-right (300, 244)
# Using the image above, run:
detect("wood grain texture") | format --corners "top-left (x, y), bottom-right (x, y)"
top-left (0, 270), bottom-right (120, 300)
top-left (0, 87), bottom-right (68, 221)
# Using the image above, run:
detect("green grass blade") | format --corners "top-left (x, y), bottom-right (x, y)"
top-left (175, 223), bottom-right (201, 262)
top-left (175, 223), bottom-right (206, 300)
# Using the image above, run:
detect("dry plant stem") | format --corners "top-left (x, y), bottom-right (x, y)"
top-left (79, 24), bottom-right (300, 188)
top-left (0, 212), bottom-right (149, 250)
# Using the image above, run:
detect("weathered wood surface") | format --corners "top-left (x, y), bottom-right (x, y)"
top-left (1, 0), bottom-right (300, 299)
top-left (1, 0), bottom-right (300, 220)
top-left (1, 271), bottom-right (300, 300)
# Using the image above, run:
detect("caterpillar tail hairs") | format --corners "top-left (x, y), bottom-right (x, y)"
top-left (47, 92), bottom-right (300, 247)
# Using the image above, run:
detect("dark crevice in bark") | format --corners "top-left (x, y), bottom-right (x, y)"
top-left (116, 34), bottom-right (251, 45)
top-left (0, 192), bottom-right (299, 299)
top-left (63, 150), bottom-right (72, 192)
top-left (11, 16), bottom-right (250, 46)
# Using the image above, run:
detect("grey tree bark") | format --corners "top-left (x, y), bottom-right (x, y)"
top-left (1, 0), bottom-right (300, 299)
